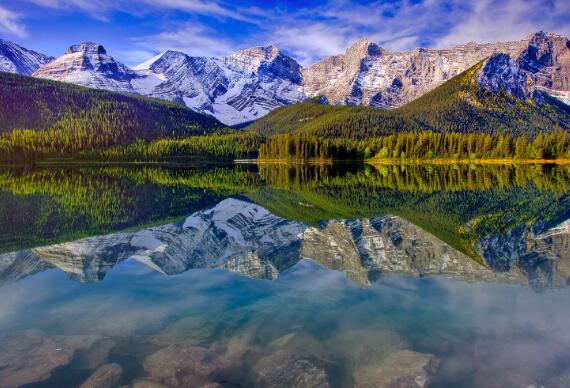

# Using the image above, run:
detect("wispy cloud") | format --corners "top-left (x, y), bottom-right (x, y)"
top-left (269, 23), bottom-right (358, 65)
top-left (10, 0), bottom-right (570, 66)
top-left (23, 0), bottom-right (262, 23)
top-left (118, 49), bottom-right (158, 66)
top-left (436, 0), bottom-right (570, 47)
top-left (0, 5), bottom-right (28, 37)
top-left (132, 22), bottom-right (238, 59)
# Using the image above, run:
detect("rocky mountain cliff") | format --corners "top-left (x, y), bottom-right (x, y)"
top-left (0, 39), bottom-right (53, 75)
top-left (133, 46), bottom-right (305, 125)
top-left (32, 42), bottom-right (140, 93)
top-left (303, 32), bottom-right (570, 108)
top-left (8, 31), bottom-right (569, 124)
top-left (2, 197), bottom-right (567, 290)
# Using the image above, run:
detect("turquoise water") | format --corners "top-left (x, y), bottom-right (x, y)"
top-left (0, 164), bottom-right (569, 387)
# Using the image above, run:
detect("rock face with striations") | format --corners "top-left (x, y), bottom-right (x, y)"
top-left (134, 46), bottom-right (305, 125)
top-left (33, 42), bottom-right (139, 92)
top-left (302, 32), bottom-right (570, 107)
top-left (0, 39), bottom-right (53, 75)
top-left (0, 249), bottom-right (52, 287)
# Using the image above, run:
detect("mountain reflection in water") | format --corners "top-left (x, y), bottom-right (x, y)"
top-left (1, 197), bottom-right (569, 291)
top-left (1, 163), bottom-right (570, 388)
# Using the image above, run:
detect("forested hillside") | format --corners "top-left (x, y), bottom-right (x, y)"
top-left (247, 64), bottom-right (570, 138)
top-left (0, 72), bottom-right (224, 161)
top-left (2, 61), bottom-right (570, 163)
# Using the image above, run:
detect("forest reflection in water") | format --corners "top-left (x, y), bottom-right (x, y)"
top-left (1, 162), bottom-right (570, 387)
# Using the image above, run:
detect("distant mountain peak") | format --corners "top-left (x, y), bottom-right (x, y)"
top-left (224, 45), bottom-right (294, 73)
top-left (527, 30), bottom-right (565, 40)
top-left (478, 53), bottom-right (537, 102)
top-left (33, 41), bottom-right (137, 92)
top-left (236, 45), bottom-right (281, 56)
top-left (303, 31), bottom-right (570, 107)
top-left (133, 50), bottom-right (190, 71)
top-left (66, 42), bottom-right (107, 55)
top-left (346, 37), bottom-right (383, 57)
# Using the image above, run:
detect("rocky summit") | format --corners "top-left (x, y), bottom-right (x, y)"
top-left (33, 42), bottom-right (140, 93)
top-left (3, 31), bottom-right (568, 124)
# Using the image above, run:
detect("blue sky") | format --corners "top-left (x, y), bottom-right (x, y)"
top-left (1, 0), bottom-right (569, 66)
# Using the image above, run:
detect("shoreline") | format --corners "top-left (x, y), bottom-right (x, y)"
top-left (1, 158), bottom-right (569, 167)
top-left (245, 158), bottom-right (570, 165)
top-left (367, 158), bottom-right (570, 165)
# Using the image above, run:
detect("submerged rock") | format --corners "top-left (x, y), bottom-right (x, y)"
top-left (79, 363), bottom-right (123, 388)
top-left (353, 350), bottom-right (439, 388)
top-left (0, 330), bottom-right (106, 386)
top-left (151, 315), bottom-right (219, 347)
top-left (131, 379), bottom-right (173, 388)
top-left (76, 338), bottom-right (116, 370)
top-left (224, 329), bottom-right (258, 360)
top-left (267, 331), bottom-right (326, 360)
top-left (325, 326), bottom-right (408, 368)
top-left (253, 350), bottom-right (330, 388)
top-left (143, 344), bottom-right (233, 387)
top-left (474, 369), bottom-right (541, 388)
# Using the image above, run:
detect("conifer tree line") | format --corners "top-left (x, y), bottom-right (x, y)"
top-left (257, 130), bottom-right (570, 161)
top-left (3, 129), bottom-right (570, 163)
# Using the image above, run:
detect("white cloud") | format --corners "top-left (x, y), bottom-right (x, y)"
top-left (436, 0), bottom-right (570, 47)
top-left (259, 0), bottom-right (460, 64)
top-left (0, 6), bottom-right (28, 37)
top-left (118, 49), bottom-right (158, 66)
top-left (269, 23), bottom-right (359, 65)
top-left (142, 0), bottom-right (258, 23)
top-left (132, 22), bottom-right (238, 60)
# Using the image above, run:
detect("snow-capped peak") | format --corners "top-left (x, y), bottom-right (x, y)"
top-left (33, 42), bottom-right (138, 93)
top-left (0, 39), bottom-right (53, 75)
top-left (133, 50), bottom-right (189, 71)
top-left (127, 45), bottom-right (305, 125)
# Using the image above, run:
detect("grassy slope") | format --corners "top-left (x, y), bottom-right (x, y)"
top-left (247, 63), bottom-right (570, 138)
top-left (0, 72), bottom-right (225, 142)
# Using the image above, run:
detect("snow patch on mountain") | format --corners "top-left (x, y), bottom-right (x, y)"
top-left (134, 46), bottom-right (306, 125)
top-left (33, 42), bottom-right (139, 93)
top-left (0, 39), bottom-right (53, 75)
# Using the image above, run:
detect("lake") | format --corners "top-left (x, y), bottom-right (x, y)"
top-left (0, 163), bottom-right (569, 388)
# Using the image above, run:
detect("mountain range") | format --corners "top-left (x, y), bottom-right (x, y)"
top-left (1, 32), bottom-right (568, 125)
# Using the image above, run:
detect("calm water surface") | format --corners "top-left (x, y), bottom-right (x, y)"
top-left (0, 163), bottom-right (569, 388)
